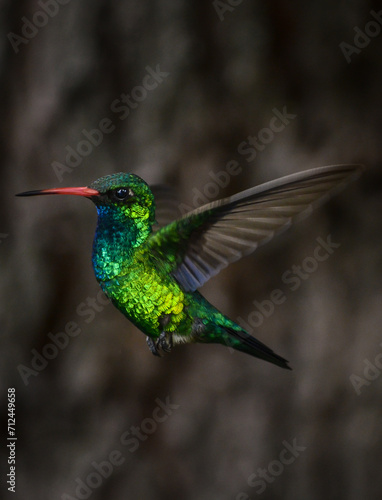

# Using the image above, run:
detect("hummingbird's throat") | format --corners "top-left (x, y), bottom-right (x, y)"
top-left (91, 207), bottom-right (153, 282)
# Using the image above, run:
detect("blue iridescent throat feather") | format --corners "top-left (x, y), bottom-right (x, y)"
top-left (92, 203), bottom-right (153, 282)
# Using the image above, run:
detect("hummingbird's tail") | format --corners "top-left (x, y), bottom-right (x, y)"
top-left (221, 326), bottom-right (291, 369)
top-left (190, 293), bottom-right (290, 369)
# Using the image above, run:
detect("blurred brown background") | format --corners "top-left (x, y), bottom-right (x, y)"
top-left (1, 1), bottom-right (382, 499)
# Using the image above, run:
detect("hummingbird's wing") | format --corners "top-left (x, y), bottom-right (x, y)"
top-left (147, 165), bottom-right (363, 292)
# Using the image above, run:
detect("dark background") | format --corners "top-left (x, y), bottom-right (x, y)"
top-left (1, 1), bottom-right (382, 499)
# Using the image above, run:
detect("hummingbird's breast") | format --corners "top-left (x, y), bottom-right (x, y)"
top-left (98, 257), bottom-right (193, 339)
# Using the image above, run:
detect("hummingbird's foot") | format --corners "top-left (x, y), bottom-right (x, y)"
top-left (157, 331), bottom-right (173, 353)
top-left (146, 336), bottom-right (160, 357)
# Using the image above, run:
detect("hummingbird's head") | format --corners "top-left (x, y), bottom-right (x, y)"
top-left (88, 172), bottom-right (155, 224)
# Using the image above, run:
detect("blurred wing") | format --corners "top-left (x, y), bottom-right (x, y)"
top-left (150, 184), bottom-right (182, 231)
top-left (147, 165), bottom-right (363, 291)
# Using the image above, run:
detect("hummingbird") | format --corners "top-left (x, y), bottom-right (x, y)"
top-left (17, 164), bottom-right (363, 369)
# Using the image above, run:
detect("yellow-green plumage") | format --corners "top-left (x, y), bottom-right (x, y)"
top-left (100, 257), bottom-right (191, 338)
top-left (17, 165), bottom-right (364, 369)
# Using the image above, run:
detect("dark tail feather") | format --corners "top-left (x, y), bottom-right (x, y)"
top-left (223, 327), bottom-right (291, 370)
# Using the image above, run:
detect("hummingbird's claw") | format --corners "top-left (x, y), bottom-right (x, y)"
top-left (157, 331), bottom-right (173, 353)
top-left (146, 336), bottom-right (161, 356)
top-left (146, 333), bottom-right (173, 356)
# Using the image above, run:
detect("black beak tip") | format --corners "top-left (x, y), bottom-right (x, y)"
top-left (16, 190), bottom-right (42, 197)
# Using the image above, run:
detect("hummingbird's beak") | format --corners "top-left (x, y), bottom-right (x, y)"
top-left (16, 187), bottom-right (100, 197)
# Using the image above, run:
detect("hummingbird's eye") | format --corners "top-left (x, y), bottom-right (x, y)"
top-left (114, 188), bottom-right (134, 201)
